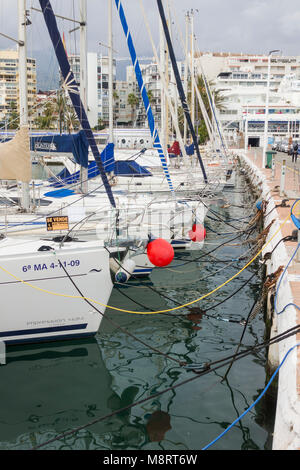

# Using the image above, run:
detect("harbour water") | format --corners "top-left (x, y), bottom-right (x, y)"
top-left (0, 171), bottom-right (275, 450)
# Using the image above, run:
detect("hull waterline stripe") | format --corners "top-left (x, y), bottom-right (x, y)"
top-left (0, 323), bottom-right (88, 338)
top-left (5, 331), bottom-right (94, 345)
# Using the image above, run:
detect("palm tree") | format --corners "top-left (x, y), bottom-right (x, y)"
top-left (127, 93), bottom-right (139, 126)
top-left (55, 91), bottom-right (66, 134)
top-left (65, 108), bottom-right (79, 134)
top-left (94, 117), bottom-right (105, 131)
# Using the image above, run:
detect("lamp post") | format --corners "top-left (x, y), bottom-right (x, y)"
top-left (244, 101), bottom-right (250, 152)
top-left (262, 49), bottom-right (280, 168)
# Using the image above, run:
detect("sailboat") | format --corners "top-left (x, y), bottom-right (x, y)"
top-left (0, 0), bottom-right (228, 291)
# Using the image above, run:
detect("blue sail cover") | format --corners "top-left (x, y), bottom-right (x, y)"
top-left (49, 143), bottom-right (116, 187)
top-left (101, 143), bottom-right (115, 173)
top-left (39, 0), bottom-right (115, 207)
top-left (31, 130), bottom-right (89, 167)
top-left (114, 161), bottom-right (152, 177)
top-left (49, 159), bottom-right (151, 189)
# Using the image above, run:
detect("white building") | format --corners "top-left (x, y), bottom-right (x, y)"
top-left (69, 53), bottom-right (116, 128)
top-left (196, 52), bottom-right (300, 147)
top-left (126, 61), bottom-right (185, 129)
top-left (115, 80), bottom-right (139, 126)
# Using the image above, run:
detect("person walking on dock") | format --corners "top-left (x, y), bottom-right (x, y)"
top-left (292, 142), bottom-right (298, 163)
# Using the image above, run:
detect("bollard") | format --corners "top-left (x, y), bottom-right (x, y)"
top-left (272, 155), bottom-right (275, 179)
top-left (0, 341), bottom-right (5, 365)
top-left (280, 159), bottom-right (286, 196)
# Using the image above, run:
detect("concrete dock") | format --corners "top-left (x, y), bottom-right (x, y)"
top-left (238, 147), bottom-right (300, 450)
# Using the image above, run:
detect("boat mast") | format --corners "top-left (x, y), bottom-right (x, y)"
top-left (183, 12), bottom-right (189, 146)
top-left (39, 0), bottom-right (116, 207)
top-left (18, 0), bottom-right (30, 211)
top-left (156, 0), bottom-right (208, 183)
top-left (108, 0), bottom-right (114, 145)
top-left (159, 19), bottom-right (166, 156)
top-left (190, 10), bottom-right (195, 129)
top-left (138, 0), bottom-right (187, 163)
top-left (114, 0), bottom-right (174, 193)
top-left (79, 0), bottom-right (88, 194)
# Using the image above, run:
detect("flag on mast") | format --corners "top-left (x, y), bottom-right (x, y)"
top-left (62, 32), bottom-right (68, 58)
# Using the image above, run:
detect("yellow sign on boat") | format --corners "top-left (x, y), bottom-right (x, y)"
top-left (46, 216), bottom-right (69, 231)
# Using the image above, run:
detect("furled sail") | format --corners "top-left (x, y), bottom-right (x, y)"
top-left (156, 0), bottom-right (208, 183)
top-left (0, 126), bottom-right (31, 183)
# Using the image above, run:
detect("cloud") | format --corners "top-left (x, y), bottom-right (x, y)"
top-left (278, 11), bottom-right (300, 37)
top-left (2, 0), bottom-right (300, 87)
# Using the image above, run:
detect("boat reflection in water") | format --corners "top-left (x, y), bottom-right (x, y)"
top-left (0, 339), bottom-right (114, 449)
top-left (0, 337), bottom-right (174, 450)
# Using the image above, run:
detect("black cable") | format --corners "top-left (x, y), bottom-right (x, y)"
top-left (171, 231), bottom-right (251, 267)
top-left (221, 297), bottom-right (258, 381)
top-left (31, 324), bottom-right (300, 450)
top-left (58, 259), bottom-right (184, 366)
top-left (204, 272), bottom-right (258, 313)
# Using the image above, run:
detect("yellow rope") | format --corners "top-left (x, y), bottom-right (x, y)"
top-left (0, 201), bottom-right (298, 315)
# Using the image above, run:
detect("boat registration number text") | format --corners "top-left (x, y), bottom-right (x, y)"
top-left (22, 260), bottom-right (80, 272)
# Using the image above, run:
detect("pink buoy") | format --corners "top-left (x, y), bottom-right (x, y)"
top-left (188, 224), bottom-right (206, 242)
top-left (147, 238), bottom-right (174, 267)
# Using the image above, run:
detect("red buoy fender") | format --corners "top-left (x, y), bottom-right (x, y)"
top-left (147, 238), bottom-right (174, 267)
top-left (188, 224), bottom-right (206, 242)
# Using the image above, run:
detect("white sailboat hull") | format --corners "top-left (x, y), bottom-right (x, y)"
top-left (0, 238), bottom-right (113, 344)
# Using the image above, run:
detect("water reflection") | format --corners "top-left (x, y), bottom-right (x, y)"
top-left (0, 339), bottom-right (114, 449)
top-left (0, 173), bottom-right (274, 450)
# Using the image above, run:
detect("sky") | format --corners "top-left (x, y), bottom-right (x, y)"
top-left (1, 0), bottom-right (300, 88)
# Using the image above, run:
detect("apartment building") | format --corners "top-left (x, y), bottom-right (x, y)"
top-left (0, 49), bottom-right (36, 127)
top-left (196, 52), bottom-right (300, 147)
top-left (69, 53), bottom-right (116, 128)
top-left (114, 80), bottom-right (139, 126)
top-left (126, 61), bottom-right (185, 129)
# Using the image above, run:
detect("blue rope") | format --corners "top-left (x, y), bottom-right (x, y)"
top-left (275, 243), bottom-right (300, 315)
top-left (202, 341), bottom-right (300, 450)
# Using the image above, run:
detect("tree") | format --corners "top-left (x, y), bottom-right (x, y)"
top-left (34, 101), bottom-right (56, 129)
top-left (190, 76), bottom-right (226, 143)
top-left (94, 117), bottom-right (105, 131)
top-left (64, 108), bottom-right (79, 134)
top-left (127, 93), bottom-right (139, 126)
top-left (55, 91), bottom-right (66, 134)
top-left (147, 89), bottom-right (155, 105)
top-left (7, 101), bottom-right (19, 129)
